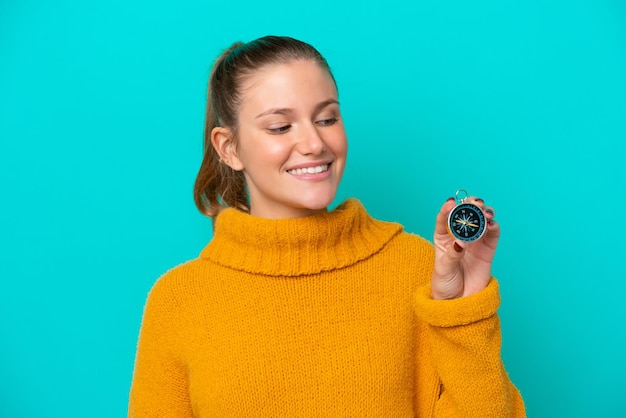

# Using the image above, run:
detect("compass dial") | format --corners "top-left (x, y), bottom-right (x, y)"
top-left (447, 203), bottom-right (487, 242)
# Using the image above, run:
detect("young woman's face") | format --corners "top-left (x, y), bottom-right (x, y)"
top-left (230, 60), bottom-right (347, 219)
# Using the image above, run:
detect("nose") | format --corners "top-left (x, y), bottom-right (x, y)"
top-left (296, 123), bottom-right (326, 155)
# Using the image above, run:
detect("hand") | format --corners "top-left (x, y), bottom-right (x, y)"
top-left (431, 196), bottom-right (500, 300)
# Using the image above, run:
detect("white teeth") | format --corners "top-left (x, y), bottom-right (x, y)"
top-left (288, 164), bottom-right (329, 175)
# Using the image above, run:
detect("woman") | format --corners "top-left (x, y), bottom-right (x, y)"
top-left (129, 35), bottom-right (525, 417)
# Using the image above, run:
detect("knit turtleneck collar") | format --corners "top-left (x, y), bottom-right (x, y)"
top-left (200, 199), bottom-right (403, 277)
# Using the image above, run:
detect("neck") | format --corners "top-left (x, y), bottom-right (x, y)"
top-left (201, 199), bottom-right (403, 276)
top-left (248, 205), bottom-right (329, 220)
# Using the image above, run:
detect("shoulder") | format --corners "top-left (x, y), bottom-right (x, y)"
top-left (364, 224), bottom-right (435, 288)
top-left (355, 201), bottom-right (435, 265)
top-left (377, 221), bottom-right (434, 259)
top-left (385, 230), bottom-right (435, 266)
top-left (394, 230), bottom-right (434, 251)
top-left (143, 257), bottom-right (209, 315)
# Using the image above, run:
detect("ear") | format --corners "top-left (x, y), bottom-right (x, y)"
top-left (211, 127), bottom-right (244, 171)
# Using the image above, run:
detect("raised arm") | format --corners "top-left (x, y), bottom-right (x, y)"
top-left (411, 196), bottom-right (525, 416)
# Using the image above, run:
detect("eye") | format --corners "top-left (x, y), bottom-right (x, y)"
top-left (267, 124), bottom-right (291, 134)
top-left (316, 117), bottom-right (338, 127)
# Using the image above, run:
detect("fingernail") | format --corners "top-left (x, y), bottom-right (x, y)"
top-left (475, 198), bottom-right (484, 203)
top-left (485, 208), bottom-right (494, 215)
top-left (447, 197), bottom-right (455, 202)
top-left (453, 242), bottom-right (463, 253)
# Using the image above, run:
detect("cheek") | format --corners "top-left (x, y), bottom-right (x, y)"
top-left (257, 140), bottom-right (293, 169)
top-left (239, 134), bottom-right (293, 170)
top-left (265, 140), bottom-right (293, 157)
top-left (328, 129), bottom-right (348, 156)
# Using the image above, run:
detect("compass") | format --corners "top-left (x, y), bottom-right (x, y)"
top-left (447, 189), bottom-right (487, 243)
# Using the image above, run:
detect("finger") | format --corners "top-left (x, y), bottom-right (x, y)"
top-left (441, 240), bottom-right (466, 270)
top-left (483, 218), bottom-right (501, 248)
top-left (466, 196), bottom-right (490, 210)
top-left (466, 196), bottom-right (495, 222)
top-left (434, 197), bottom-right (458, 236)
top-left (466, 196), bottom-right (485, 208)
top-left (484, 206), bottom-right (495, 222)
top-left (433, 239), bottom-right (466, 280)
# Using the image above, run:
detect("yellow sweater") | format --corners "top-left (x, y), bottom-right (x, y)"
top-left (129, 199), bottom-right (525, 417)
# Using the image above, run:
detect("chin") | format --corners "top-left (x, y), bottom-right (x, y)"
top-left (297, 194), bottom-right (336, 212)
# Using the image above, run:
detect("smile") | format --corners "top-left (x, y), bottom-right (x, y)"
top-left (287, 164), bottom-right (329, 175)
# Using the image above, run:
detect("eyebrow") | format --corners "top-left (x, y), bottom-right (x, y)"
top-left (255, 99), bottom-right (340, 119)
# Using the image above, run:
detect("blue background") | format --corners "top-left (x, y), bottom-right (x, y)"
top-left (1, 0), bottom-right (625, 416)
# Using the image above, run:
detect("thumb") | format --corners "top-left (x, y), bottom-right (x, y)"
top-left (434, 241), bottom-right (465, 279)
top-left (446, 241), bottom-right (466, 263)
top-left (432, 241), bottom-right (466, 300)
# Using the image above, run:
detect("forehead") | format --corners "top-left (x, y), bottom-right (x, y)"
top-left (239, 60), bottom-right (337, 111)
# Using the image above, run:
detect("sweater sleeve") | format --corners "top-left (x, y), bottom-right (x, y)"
top-left (128, 277), bottom-right (194, 417)
top-left (413, 279), bottom-right (526, 417)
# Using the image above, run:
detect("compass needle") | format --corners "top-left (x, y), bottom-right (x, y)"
top-left (447, 190), bottom-right (487, 243)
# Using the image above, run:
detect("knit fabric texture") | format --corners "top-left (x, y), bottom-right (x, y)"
top-left (129, 199), bottom-right (525, 417)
